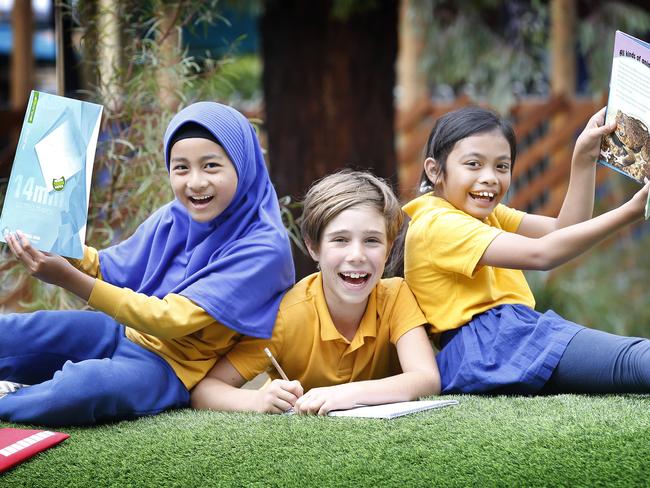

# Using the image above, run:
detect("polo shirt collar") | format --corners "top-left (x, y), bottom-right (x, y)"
top-left (314, 273), bottom-right (379, 350)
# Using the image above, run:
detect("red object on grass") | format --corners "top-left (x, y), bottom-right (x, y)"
top-left (0, 428), bottom-right (69, 473)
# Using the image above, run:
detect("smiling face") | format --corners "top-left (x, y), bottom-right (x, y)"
top-left (169, 137), bottom-right (239, 223)
top-left (425, 129), bottom-right (512, 220)
top-left (308, 205), bottom-right (388, 314)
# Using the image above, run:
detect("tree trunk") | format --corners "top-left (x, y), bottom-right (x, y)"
top-left (261, 0), bottom-right (398, 278)
top-left (548, 0), bottom-right (576, 215)
top-left (11, 0), bottom-right (33, 110)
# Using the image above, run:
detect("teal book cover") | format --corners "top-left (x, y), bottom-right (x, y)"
top-left (0, 91), bottom-right (103, 258)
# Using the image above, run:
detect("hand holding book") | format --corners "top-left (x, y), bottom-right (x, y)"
top-left (4, 230), bottom-right (96, 301)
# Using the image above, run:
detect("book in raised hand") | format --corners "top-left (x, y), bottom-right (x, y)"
top-left (0, 90), bottom-right (103, 258)
top-left (598, 31), bottom-right (650, 185)
top-left (328, 399), bottom-right (458, 419)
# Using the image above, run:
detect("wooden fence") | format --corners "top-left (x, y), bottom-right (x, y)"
top-left (396, 94), bottom-right (620, 216)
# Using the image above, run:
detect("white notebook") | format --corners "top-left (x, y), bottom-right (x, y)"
top-left (328, 399), bottom-right (458, 419)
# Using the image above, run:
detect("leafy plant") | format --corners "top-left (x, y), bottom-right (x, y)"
top-left (412, 0), bottom-right (650, 111)
top-left (527, 231), bottom-right (650, 338)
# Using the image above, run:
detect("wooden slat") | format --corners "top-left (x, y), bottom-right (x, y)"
top-left (512, 95), bottom-right (567, 142)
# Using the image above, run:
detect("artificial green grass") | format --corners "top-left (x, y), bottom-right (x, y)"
top-left (2, 395), bottom-right (650, 487)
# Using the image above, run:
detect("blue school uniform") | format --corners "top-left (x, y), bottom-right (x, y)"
top-left (437, 304), bottom-right (582, 394)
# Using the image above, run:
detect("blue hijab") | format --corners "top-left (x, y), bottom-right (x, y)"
top-left (99, 102), bottom-right (295, 338)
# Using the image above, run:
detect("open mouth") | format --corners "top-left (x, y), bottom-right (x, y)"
top-left (188, 195), bottom-right (214, 206)
top-left (339, 271), bottom-right (370, 286)
top-left (469, 191), bottom-right (496, 202)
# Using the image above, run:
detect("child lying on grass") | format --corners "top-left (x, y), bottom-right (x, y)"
top-left (191, 171), bottom-right (440, 415)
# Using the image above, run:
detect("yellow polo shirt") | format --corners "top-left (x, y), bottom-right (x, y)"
top-left (72, 246), bottom-right (241, 389)
top-left (226, 272), bottom-right (427, 390)
top-left (403, 194), bottom-right (535, 334)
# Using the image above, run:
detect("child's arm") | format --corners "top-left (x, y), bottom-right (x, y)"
top-left (293, 326), bottom-right (440, 416)
top-left (66, 245), bottom-right (102, 278)
top-left (6, 231), bottom-right (96, 300)
top-left (5, 231), bottom-right (214, 338)
top-left (480, 180), bottom-right (650, 270)
top-left (517, 107), bottom-right (616, 238)
top-left (190, 357), bottom-right (303, 414)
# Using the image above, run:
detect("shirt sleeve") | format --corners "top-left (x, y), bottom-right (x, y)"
top-left (87, 279), bottom-right (215, 339)
top-left (388, 281), bottom-right (428, 345)
top-left (493, 204), bottom-right (526, 233)
top-left (67, 245), bottom-right (102, 279)
top-left (428, 208), bottom-right (502, 278)
top-left (226, 311), bottom-right (285, 381)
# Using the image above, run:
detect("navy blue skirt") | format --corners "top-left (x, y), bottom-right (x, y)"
top-left (437, 304), bottom-right (583, 395)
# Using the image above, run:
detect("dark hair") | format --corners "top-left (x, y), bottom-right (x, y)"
top-left (419, 106), bottom-right (517, 194)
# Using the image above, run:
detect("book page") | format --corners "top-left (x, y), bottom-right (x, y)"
top-left (328, 399), bottom-right (459, 419)
top-left (599, 31), bottom-right (650, 183)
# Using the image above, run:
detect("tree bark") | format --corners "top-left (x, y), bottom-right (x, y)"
top-left (11, 0), bottom-right (33, 109)
top-left (261, 0), bottom-right (398, 277)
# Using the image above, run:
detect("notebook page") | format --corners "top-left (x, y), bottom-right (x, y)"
top-left (328, 399), bottom-right (458, 419)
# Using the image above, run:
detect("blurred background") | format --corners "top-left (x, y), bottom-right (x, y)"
top-left (0, 0), bottom-right (649, 337)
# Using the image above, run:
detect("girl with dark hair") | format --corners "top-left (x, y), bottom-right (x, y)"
top-left (403, 105), bottom-right (650, 395)
top-left (0, 102), bottom-right (295, 425)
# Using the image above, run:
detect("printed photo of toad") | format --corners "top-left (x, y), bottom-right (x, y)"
top-left (600, 110), bottom-right (650, 182)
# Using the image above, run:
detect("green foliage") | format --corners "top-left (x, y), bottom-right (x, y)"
top-left (577, 2), bottom-right (650, 93)
top-left (413, 0), bottom-right (650, 111)
top-left (4, 395), bottom-right (650, 486)
top-left (414, 0), bottom-right (548, 111)
top-left (527, 230), bottom-right (650, 338)
top-left (278, 196), bottom-right (308, 256)
top-left (194, 54), bottom-right (262, 104)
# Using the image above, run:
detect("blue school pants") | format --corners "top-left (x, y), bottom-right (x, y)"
top-left (0, 310), bottom-right (189, 426)
top-left (541, 326), bottom-right (650, 394)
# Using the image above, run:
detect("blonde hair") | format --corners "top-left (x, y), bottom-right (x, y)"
top-left (300, 170), bottom-right (403, 249)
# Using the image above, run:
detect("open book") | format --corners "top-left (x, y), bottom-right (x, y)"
top-left (0, 91), bottom-right (103, 258)
top-left (328, 399), bottom-right (458, 419)
top-left (597, 31), bottom-right (650, 219)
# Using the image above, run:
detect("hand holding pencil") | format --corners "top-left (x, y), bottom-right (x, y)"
top-left (260, 348), bottom-right (303, 413)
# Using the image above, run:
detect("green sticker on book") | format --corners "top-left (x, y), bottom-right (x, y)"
top-left (645, 188), bottom-right (650, 220)
top-left (27, 91), bottom-right (39, 124)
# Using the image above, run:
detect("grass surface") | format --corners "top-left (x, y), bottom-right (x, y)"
top-left (2, 394), bottom-right (650, 487)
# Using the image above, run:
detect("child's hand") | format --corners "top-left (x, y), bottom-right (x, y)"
top-left (573, 107), bottom-right (617, 166)
top-left (627, 177), bottom-right (650, 219)
top-left (5, 231), bottom-right (73, 287)
top-left (256, 379), bottom-right (303, 414)
top-left (294, 384), bottom-right (357, 416)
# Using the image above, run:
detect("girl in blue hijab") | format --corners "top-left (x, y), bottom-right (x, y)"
top-left (0, 102), bottom-right (295, 426)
